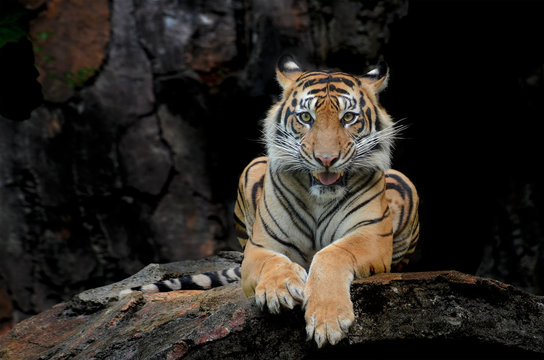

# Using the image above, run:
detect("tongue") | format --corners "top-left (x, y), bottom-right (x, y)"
top-left (317, 172), bottom-right (340, 186)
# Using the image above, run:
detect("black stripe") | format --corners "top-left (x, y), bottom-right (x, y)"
top-left (316, 173), bottom-right (379, 248)
top-left (235, 230), bottom-right (249, 241)
top-left (303, 77), bottom-right (329, 89)
top-left (328, 189), bottom-right (384, 244)
top-left (359, 91), bottom-right (366, 108)
top-left (270, 171), bottom-right (314, 239)
top-left (236, 188), bottom-right (246, 213)
top-left (308, 86), bottom-right (327, 95)
top-left (233, 212), bottom-right (246, 229)
top-left (221, 268), bottom-right (230, 281)
top-left (288, 116), bottom-right (301, 136)
top-left (340, 172), bottom-right (382, 215)
top-left (244, 159), bottom-right (267, 188)
top-left (385, 182), bottom-right (407, 199)
top-left (273, 171), bottom-right (315, 225)
top-left (316, 173), bottom-right (375, 228)
top-left (283, 106), bottom-right (296, 128)
top-left (374, 106), bottom-right (382, 131)
top-left (343, 207), bottom-right (391, 236)
top-left (291, 90), bottom-right (298, 107)
top-left (155, 282), bottom-right (174, 292)
top-left (251, 175), bottom-right (264, 208)
top-left (365, 107), bottom-right (373, 132)
top-left (298, 71), bottom-right (326, 81)
top-left (234, 266), bottom-right (241, 277)
top-left (221, 268), bottom-right (238, 282)
top-left (329, 84), bottom-right (349, 94)
top-left (385, 173), bottom-right (415, 235)
top-left (249, 238), bottom-right (264, 248)
top-left (343, 187), bottom-right (384, 220)
top-left (263, 189), bottom-right (291, 239)
top-left (276, 102), bottom-right (285, 124)
top-left (336, 77), bottom-right (355, 87)
top-left (258, 210), bottom-right (307, 262)
top-left (385, 173), bottom-right (411, 196)
top-left (205, 272), bottom-right (224, 287)
top-left (175, 275), bottom-right (205, 290)
top-left (331, 95), bottom-right (340, 111)
top-left (344, 141), bottom-right (354, 155)
top-left (385, 180), bottom-right (407, 233)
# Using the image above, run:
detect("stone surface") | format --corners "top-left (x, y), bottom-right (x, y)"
top-left (29, 0), bottom-right (110, 102)
top-left (17, 0), bottom-right (46, 10)
top-left (0, 262), bottom-right (542, 359)
top-left (118, 115), bottom-right (172, 196)
top-left (133, 0), bottom-right (239, 75)
top-left (0, 284), bottom-right (13, 337)
top-left (86, 0), bottom-right (154, 123)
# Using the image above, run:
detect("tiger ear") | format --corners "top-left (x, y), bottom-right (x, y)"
top-left (360, 61), bottom-right (389, 93)
top-left (276, 54), bottom-right (303, 90)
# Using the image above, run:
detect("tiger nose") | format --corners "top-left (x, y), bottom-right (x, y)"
top-left (315, 154), bottom-right (339, 167)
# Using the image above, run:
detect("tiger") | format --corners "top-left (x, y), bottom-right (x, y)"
top-left (120, 55), bottom-right (419, 348)
top-left (232, 55), bottom-right (419, 347)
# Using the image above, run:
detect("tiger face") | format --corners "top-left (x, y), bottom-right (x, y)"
top-left (264, 55), bottom-right (397, 201)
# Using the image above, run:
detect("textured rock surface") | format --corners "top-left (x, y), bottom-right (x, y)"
top-left (30, 0), bottom-right (110, 102)
top-left (0, 0), bottom-right (408, 325)
top-left (0, 255), bottom-right (542, 359)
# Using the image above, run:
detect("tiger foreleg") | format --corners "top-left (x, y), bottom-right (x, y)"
top-left (303, 232), bottom-right (392, 348)
top-left (241, 241), bottom-right (308, 314)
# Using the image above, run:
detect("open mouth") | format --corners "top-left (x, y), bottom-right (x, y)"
top-left (311, 171), bottom-right (346, 186)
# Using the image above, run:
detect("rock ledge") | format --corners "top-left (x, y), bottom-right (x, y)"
top-left (0, 253), bottom-right (542, 359)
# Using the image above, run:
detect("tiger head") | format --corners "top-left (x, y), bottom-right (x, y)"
top-left (264, 55), bottom-right (397, 201)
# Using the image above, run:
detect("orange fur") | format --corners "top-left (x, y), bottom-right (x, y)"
top-left (233, 57), bottom-right (419, 347)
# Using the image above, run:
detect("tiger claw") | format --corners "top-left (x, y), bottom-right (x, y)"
top-left (254, 261), bottom-right (307, 314)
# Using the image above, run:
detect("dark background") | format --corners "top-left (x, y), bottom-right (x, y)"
top-left (1, 0), bottom-right (543, 330)
top-left (397, 1), bottom-right (544, 278)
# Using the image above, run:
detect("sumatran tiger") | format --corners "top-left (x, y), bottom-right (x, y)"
top-left (233, 55), bottom-right (419, 347)
top-left (120, 55), bottom-right (419, 348)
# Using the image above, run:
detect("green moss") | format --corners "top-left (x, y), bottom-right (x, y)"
top-left (64, 67), bottom-right (99, 88)
top-left (0, 10), bottom-right (27, 48)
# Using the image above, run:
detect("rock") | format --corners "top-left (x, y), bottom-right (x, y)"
top-left (84, 0), bottom-right (154, 122)
top-left (118, 115), bottom-right (172, 196)
top-left (17, 0), bottom-right (46, 10)
top-left (0, 283), bottom-right (13, 337)
top-left (0, 257), bottom-right (542, 359)
top-left (69, 251), bottom-right (243, 315)
top-left (29, 0), bottom-right (110, 102)
top-left (133, 0), bottom-right (238, 75)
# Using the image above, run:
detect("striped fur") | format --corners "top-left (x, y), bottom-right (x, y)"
top-left (119, 267), bottom-right (241, 296)
top-left (235, 56), bottom-right (419, 347)
top-left (120, 56), bottom-right (419, 348)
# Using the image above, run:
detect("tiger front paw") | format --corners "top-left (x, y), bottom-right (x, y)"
top-left (303, 287), bottom-right (355, 348)
top-left (254, 261), bottom-right (308, 314)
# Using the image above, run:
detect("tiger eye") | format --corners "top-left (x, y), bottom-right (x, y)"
top-left (343, 112), bottom-right (355, 122)
top-left (299, 112), bottom-right (312, 123)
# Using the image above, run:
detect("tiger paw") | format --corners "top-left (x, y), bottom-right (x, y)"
top-left (303, 290), bottom-right (354, 348)
top-left (254, 261), bottom-right (308, 314)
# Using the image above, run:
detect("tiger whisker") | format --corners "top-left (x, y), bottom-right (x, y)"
top-left (267, 124), bottom-right (307, 171)
top-left (350, 123), bottom-right (406, 171)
